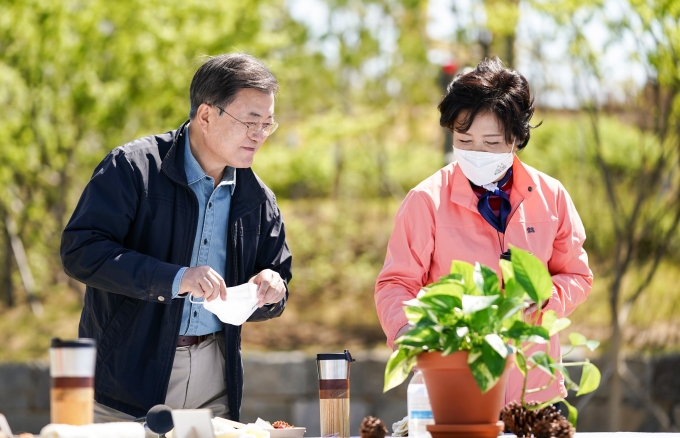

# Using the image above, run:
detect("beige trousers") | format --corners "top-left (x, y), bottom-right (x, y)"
top-left (94, 333), bottom-right (229, 423)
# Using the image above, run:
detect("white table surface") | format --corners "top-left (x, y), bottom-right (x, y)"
top-left (574, 434), bottom-right (680, 437)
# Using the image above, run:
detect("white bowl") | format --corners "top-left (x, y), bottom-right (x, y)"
top-left (267, 427), bottom-right (306, 438)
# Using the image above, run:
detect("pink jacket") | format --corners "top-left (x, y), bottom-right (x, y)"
top-left (375, 156), bottom-right (592, 404)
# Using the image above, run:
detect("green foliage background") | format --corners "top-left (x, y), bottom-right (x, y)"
top-left (0, 0), bottom-right (679, 360)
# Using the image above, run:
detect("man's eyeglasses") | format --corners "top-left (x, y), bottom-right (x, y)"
top-left (214, 105), bottom-right (278, 138)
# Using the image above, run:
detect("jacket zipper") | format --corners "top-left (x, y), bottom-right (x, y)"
top-left (232, 222), bottom-right (238, 285)
top-left (499, 199), bottom-right (524, 255)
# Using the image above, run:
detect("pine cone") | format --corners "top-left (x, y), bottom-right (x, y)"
top-left (502, 401), bottom-right (569, 437)
top-left (552, 417), bottom-right (575, 438)
top-left (501, 401), bottom-right (531, 437)
top-left (360, 416), bottom-right (387, 438)
top-left (534, 404), bottom-right (559, 423)
top-left (531, 418), bottom-right (553, 438)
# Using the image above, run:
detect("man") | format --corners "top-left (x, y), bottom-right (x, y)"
top-left (60, 53), bottom-right (292, 422)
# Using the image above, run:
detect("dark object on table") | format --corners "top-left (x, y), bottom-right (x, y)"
top-left (532, 414), bottom-right (574, 438)
top-left (501, 401), bottom-right (531, 437)
top-left (360, 416), bottom-right (387, 438)
top-left (146, 404), bottom-right (174, 434)
top-left (501, 401), bottom-right (573, 438)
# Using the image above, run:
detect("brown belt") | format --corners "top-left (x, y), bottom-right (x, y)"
top-left (176, 334), bottom-right (212, 347)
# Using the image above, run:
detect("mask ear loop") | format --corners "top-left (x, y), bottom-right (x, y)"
top-left (188, 295), bottom-right (205, 304)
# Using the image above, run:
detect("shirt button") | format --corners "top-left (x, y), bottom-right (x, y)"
top-left (193, 311), bottom-right (198, 317)
top-left (528, 186), bottom-right (533, 192)
top-left (158, 296), bottom-right (165, 302)
top-left (203, 238), bottom-right (208, 245)
top-left (208, 202), bottom-right (212, 208)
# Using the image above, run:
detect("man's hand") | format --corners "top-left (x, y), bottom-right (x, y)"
top-left (179, 266), bottom-right (227, 302)
top-left (249, 269), bottom-right (286, 308)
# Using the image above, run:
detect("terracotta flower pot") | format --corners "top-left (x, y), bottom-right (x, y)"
top-left (417, 351), bottom-right (514, 425)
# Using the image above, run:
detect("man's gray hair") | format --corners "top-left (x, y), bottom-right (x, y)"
top-left (189, 53), bottom-right (278, 119)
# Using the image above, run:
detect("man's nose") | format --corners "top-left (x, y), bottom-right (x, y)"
top-left (248, 127), bottom-right (267, 141)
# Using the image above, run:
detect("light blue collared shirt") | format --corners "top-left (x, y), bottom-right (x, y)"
top-left (171, 125), bottom-right (236, 335)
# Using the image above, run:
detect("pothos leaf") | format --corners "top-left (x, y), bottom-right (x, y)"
top-left (510, 247), bottom-right (553, 302)
top-left (576, 361), bottom-right (601, 396)
top-left (450, 260), bottom-right (478, 295)
top-left (469, 346), bottom-right (499, 393)
top-left (473, 263), bottom-right (502, 296)
top-left (462, 294), bottom-right (500, 314)
top-left (507, 320), bottom-right (550, 343)
top-left (528, 351), bottom-right (555, 377)
top-left (561, 399), bottom-right (578, 427)
top-left (384, 348), bottom-right (413, 392)
top-left (500, 259), bottom-right (526, 299)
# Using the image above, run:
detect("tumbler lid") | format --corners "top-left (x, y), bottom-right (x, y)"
top-left (317, 349), bottom-right (355, 362)
top-left (51, 338), bottom-right (96, 349)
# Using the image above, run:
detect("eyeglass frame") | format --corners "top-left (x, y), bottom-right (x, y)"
top-left (213, 104), bottom-right (278, 138)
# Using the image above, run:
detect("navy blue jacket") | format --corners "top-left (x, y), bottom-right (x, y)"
top-left (60, 121), bottom-right (292, 419)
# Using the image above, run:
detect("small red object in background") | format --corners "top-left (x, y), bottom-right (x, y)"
top-left (442, 61), bottom-right (458, 76)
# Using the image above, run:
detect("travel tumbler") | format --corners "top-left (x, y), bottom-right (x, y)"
top-left (50, 338), bottom-right (96, 425)
top-left (317, 350), bottom-right (354, 438)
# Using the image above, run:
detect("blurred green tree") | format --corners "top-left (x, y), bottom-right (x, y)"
top-left (0, 0), bottom-right (311, 304)
top-left (0, 0), bottom-right (443, 357)
top-left (530, 0), bottom-right (680, 431)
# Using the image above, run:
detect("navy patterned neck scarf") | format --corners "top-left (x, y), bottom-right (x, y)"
top-left (474, 168), bottom-right (513, 233)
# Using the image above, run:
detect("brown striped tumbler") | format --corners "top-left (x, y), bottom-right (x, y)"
top-left (317, 350), bottom-right (355, 438)
top-left (50, 338), bottom-right (96, 425)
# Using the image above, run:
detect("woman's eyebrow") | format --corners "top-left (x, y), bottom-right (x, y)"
top-left (483, 133), bottom-right (503, 137)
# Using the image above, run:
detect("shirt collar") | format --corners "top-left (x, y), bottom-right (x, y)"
top-left (184, 124), bottom-right (236, 194)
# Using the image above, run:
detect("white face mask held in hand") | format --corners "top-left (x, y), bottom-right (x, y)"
top-left (453, 145), bottom-right (515, 186)
top-left (189, 283), bottom-right (259, 326)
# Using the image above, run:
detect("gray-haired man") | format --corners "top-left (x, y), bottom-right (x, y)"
top-left (61, 53), bottom-right (292, 422)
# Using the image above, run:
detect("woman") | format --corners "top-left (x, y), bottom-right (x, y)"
top-left (374, 58), bottom-right (592, 405)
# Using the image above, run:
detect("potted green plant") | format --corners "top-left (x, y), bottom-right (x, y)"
top-left (383, 247), bottom-right (601, 431)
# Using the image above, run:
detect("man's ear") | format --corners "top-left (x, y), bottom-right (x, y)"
top-left (194, 103), bottom-right (213, 134)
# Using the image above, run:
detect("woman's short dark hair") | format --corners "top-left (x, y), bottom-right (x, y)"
top-left (438, 57), bottom-right (539, 150)
top-left (189, 53), bottom-right (278, 119)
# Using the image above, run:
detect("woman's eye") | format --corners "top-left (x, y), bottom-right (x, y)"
top-left (459, 139), bottom-right (472, 143)
top-left (486, 142), bottom-right (500, 146)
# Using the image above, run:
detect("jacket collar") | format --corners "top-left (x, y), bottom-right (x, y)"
top-left (160, 119), bottom-right (191, 185)
top-left (160, 120), bottom-right (268, 219)
top-left (230, 169), bottom-right (268, 222)
top-left (183, 124), bottom-right (237, 194)
top-left (508, 154), bottom-right (538, 207)
top-left (449, 154), bottom-right (537, 211)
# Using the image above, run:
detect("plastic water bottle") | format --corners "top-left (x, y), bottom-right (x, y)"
top-left (407, 371), bottom-right (434, 438)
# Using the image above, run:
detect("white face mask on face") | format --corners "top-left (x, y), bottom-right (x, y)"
top-left (453, 145), bottom-right (515, 186)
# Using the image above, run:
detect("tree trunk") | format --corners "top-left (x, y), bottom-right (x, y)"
top-left (2, 220), bottom-right (13, 307)
top-left (5, 215), bottom-right (43, 316)
top-left (607, 281), bottom-right (623, 431)
top-left (332, 142), bottom-right (343, 199)
top-left (505, 34), bottom-right (515, 69)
